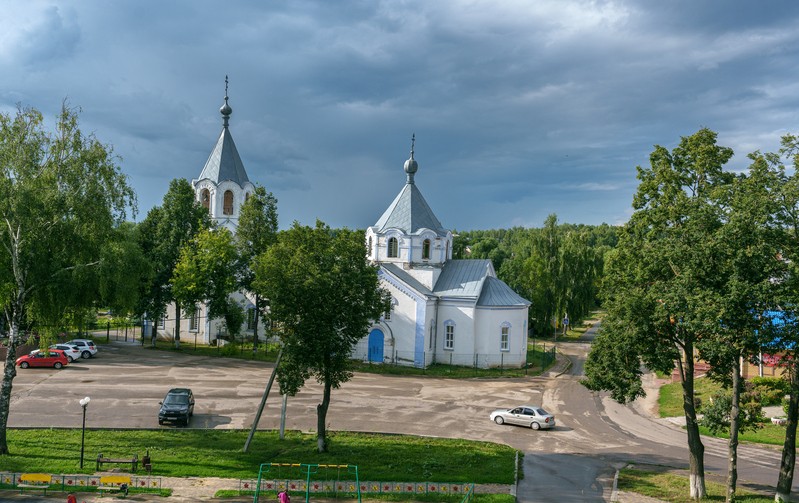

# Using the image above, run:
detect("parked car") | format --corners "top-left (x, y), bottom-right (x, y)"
top-left (158, 388), bottom-right (195, 426)
top-left (489, 405), bottom-right (556, 430)
top-left (16, 349), bottom-right (69, 369)
top-left (66, 339), bottom-right (98, 359)
top-left (31, 344), bottom-right (82, 363)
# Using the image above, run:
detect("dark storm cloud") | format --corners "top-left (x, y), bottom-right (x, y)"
top-left (2, 0), bottom-right (799, 230)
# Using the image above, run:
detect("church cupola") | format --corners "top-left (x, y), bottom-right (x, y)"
top-left (192, 76), bottom-right (256, 232)
top-left (366, 136), bottom-right (454, 288)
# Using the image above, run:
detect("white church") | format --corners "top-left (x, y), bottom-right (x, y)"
top-left (352, 139), bottom-right (531, 368)
top-left (158, 85), bottom-right (531, 367)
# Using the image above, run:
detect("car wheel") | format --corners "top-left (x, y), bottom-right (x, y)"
top-left (54, 362), bottom-right (63, 369)
top-left (67, 356), bottom-right (74, 363)
top-left (531, 422), bottom-right (541, 430)
top-left (20, 362), bottom-right (29, 369)
top-left (81, 351), bottom-right (91, 359)
top-left (494, 416), bottom-right (504, 425)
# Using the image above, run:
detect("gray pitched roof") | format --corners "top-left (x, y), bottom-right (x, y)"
top-left (432, 259), bottom-right (494, 298)
top-left (197, 128), bottom-right (250, 186)
top-left (374, 183), bottom-right (446, 235)
top-left (382, 258), bottom-right (530, 307)
top-left (380, 263), bottom-right (434, 297)
top-left (477, 276), bottom-right (531, 307)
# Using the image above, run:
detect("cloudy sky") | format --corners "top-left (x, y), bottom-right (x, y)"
top-left (3, 1), bottom-right (799, 230)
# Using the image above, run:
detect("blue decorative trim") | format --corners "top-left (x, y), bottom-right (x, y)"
top-left (414, 301), bottom-right (426, 367)
top-left (378, 268), bottom-right (425, 303)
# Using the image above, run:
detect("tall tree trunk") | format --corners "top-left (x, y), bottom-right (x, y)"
top-left (317, 378), bottom-right (331, 453)
top-left (680, 339), bottom-right (707, 500)
top-left (0, 309), bottom-right (22, 455)
top-left (174, 304), bottom-right (181, 349)
top-left (727, 358), bottom-right (741, 503)
top-left (776, 363), bottom-right (799, 502)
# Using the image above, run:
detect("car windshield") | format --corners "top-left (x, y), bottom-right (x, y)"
top-left (164, 394), bottom-right (189, 405)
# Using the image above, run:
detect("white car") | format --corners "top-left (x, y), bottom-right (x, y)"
top-left (31, 344), bottom-right (82, 363)
top-left (49, 344), bottom-right (82, 362)
top-left (490, 405), bottom-right (556, 430)
top-left (66, 339), bottom-right (98, 359)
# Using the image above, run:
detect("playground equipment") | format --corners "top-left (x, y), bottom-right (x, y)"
top-left (252, 462), bottom-right (361, 503)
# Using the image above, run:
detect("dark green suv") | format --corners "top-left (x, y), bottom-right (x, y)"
top-left (158, 388), bottom-right (195, 426)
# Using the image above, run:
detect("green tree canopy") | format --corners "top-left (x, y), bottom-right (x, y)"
top-left (172, 227), bottom-right (239, 324)
top-left (583, 128), bottom-right (736, 499)
top-left (0, 103), bottom-right (135, 454)
top-left (252, 221), bottom-right (388, 452)
top-left (136, 178), bottom-right (210, 348)
top-left (235, 185), bottom-right (278, 350)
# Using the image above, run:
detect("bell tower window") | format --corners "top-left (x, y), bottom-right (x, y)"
top-left (387, 237), bottom-right (399, 258)
top-left (201, 189), bottom-right (211, 211)
top-left (223, 190), bottom-right (234, 215)
top-left (422, 239), bottom-right (431, 260)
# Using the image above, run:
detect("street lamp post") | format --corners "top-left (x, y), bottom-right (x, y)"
top-left (79, 396), bottom-right (90, 469)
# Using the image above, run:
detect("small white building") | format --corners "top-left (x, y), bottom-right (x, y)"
top-left (353, 139), bottom-right (530, 368)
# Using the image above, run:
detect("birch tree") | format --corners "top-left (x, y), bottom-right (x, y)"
top-left (0, 104), bottom-right (134, 454)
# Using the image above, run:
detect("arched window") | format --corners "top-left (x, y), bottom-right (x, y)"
top-left (245, 192), bottom-right (250, 202)
top-left (201, 189), bottom-right (211, 211)
top-left (387, 237), bottom-right (399, 258)
top-left (368, 236), bottom-right (373, 257)
top-left (223, 190), bottom-right (234, 215)
top-left (189, 305), bottom-right (200, 332)
top-left (444, 320), bottom-right (455, 350)
top-left (422, 239), bottom-right (431, 260)
top-left (500, 322), bottom-right (511, 351)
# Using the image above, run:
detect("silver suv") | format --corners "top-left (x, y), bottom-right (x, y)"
top-left (66, 339), bottom-right (98, 359)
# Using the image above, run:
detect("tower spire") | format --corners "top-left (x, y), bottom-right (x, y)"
top-left (220, 75), bottom-right (232, 128)
top-left (404, 133), bottom-right (418, 184)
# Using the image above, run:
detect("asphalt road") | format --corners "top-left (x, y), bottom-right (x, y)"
top-left (4, 336), bottom-right (799, 502)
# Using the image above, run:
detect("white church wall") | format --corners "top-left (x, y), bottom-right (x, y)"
top-left (434, 302), bottom-right (476, 367)
top-left (474, 307), bottom-right (528, 368)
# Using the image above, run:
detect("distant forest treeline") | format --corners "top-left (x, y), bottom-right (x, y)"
top-left (453, 214), bottom-right (619, 336)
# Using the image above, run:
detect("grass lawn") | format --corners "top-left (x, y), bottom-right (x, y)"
top-left (658, 377), bottom-right (722, 418)
top-left (697, 423), bottom-right (788, 446)
top-left (618, 467), bottom-right (774, 502)
top-left (658, 377), bottom-right (790, 446)
top-left (0, 429), bottom-right (517, 484)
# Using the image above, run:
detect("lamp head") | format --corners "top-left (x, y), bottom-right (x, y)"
top-left (79, 397), bottom-right (90, 407)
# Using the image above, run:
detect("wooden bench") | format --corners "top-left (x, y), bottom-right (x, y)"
top-left (97, 452), bottom-right (138, 472)
top-left (98, 474), bottom-right (131, 495)
top-left (17, 473), bottom-right (52, 494)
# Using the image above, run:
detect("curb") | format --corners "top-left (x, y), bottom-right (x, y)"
top-left (554, 349), bottom-right (573, 377)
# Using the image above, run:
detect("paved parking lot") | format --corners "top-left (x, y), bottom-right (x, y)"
top-left (7, 338), bottom-right (554, 444)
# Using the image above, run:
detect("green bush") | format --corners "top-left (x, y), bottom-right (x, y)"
top-left (748, 376), bottom-right (789, 406)
top-left (220, 341), bottom-right (240, 357)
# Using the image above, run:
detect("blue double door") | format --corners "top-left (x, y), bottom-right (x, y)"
top-left (368, 329), bottom-right (384, 363)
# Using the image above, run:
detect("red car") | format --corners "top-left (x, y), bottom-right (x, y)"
top-left (16, 349), bottom-right (69, 369)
